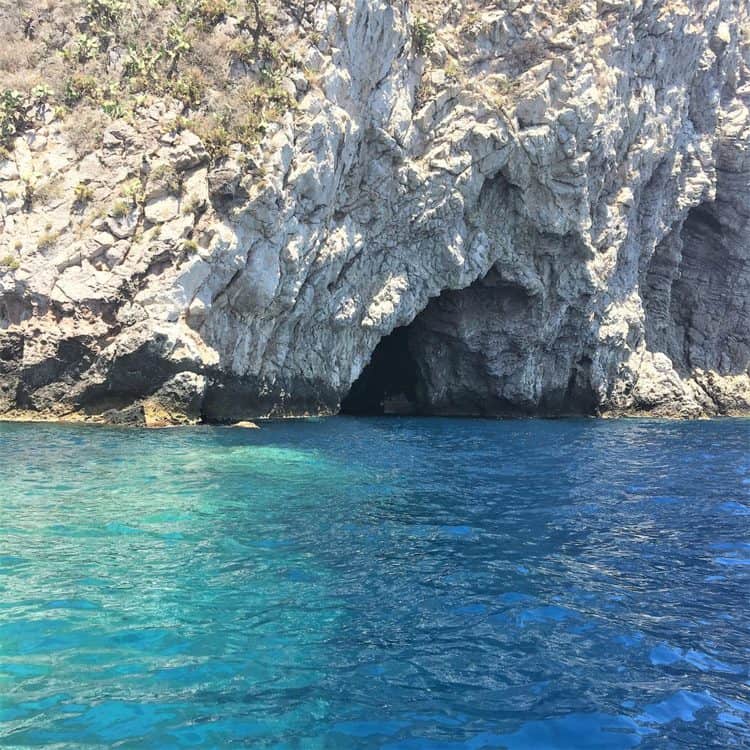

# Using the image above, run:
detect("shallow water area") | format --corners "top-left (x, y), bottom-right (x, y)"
top-left (1, 417), bottom-right (749, 748)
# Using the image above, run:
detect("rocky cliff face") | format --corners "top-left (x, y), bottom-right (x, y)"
top-left (1, 0), bottom-right (749, 424)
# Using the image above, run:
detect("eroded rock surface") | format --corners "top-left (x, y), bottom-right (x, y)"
top-left (1, 0), bottom-right (749, 423)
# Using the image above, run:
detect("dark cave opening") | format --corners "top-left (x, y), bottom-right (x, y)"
top-left (340, 326), bottom-right (421, 415)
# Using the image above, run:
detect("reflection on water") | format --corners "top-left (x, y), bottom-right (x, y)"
top-left (1, 417), bottom-right (749, 748)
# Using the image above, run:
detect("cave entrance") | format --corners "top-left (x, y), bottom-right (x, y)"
top-left (340, 325), bottom-right (421, 415)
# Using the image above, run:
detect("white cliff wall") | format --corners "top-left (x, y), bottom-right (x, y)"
top-left (0, 0), bottom-right (749, 423)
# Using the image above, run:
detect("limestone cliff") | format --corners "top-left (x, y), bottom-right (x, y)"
top-left (1, 0), bottom-right (749, 424)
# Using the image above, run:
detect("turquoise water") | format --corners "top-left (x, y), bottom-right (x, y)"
top-left (1, 417), bottom-right (749, 748)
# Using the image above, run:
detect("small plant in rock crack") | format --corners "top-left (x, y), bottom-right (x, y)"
top-left (181, 239), bottom-right (199, 255)
top-left (110, 199), bottom-right (131, 219)
top-left (0, 254), bottom-right (20, 270)
top-left (37, 230), bottom-right (60, 250)
top-left (412, 17), bottom-right (435, 56)
top-left (122, 178), bottom-right (145, 206)
top-left (74, 182), bottom-right (95, 205)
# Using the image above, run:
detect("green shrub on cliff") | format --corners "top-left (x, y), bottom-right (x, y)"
top-left (74, 182), bottom-right (95, 204)
top-left (63, 74), bottom-right (99, 105)
top-left (195, 0), bottom-right (231, 29)
top-left (412, 17), bottom-right (435, 56)
top-left (0, 90), bottom-right (31, 139)
top-left (67, 34), bottom-right (101, 64)
top-left (121, 179), bottom-right (145, 206)
top-left (169, 69), bottom-right (207, 108)
top-left (0, 255), bottom-right (20, 270)
top-left (110, 200), bottom-right (131, 219)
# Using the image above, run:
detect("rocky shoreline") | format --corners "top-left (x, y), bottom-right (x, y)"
top-left (1, 0), bottom-right (749, 425)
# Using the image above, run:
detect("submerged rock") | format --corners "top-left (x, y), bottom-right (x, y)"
top-left (1, 0), bottom-right (750, 420)
top-left (231, 421), bottom-right (260, 429)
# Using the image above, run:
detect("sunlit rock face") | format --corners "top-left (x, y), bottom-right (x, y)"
top-left (1, 0), bottom-right (749, 423)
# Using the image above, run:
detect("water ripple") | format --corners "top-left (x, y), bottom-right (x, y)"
top-left (1, 417), bottom-right (749, 748)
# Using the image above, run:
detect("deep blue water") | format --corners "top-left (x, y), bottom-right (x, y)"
top-left (1, 417), bottom-right (749, 748)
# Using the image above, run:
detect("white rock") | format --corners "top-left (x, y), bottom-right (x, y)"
top-left (145, 194), bottom-right (180, 224)
top-left (0, 0), bottom-right (749, 422)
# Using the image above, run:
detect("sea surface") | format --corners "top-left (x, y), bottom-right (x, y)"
top-left (1, 417), bottom-right (749, 748)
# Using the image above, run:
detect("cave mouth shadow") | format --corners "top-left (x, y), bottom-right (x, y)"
top-left (339, 326), bottom-right (421, 416)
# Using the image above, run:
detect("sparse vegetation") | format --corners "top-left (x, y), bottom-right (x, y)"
top-left (63, 74), bottom-right (99, 106)
top-left (37, 230), bottom-right (60, 250)
top-left (0, 0), bottom-right (314, 156)
top-left (18, 172), bottom-right (36, 206)
top-left (175, 75), bottom-right (295, 161)
top-left (444, 59), bottom-right (461, 82)
top-left (182, 195), bottom-right (205, 215)
top-left (168, 68), bottom-right (207, 108)
top-left (63, 107), bottom-right (106, 156)
top-left (149, 164), bottom-right (181, 193)
top-left (412, 17), bottom-right (435, 56)
top-left (565, 0), bottom-right (585, 22)
top-left (121, 178), bottom-right (145, 205)
top-left (460, 12), bottom-right (484, 38)
top-left (67, 33), bottom-right (101, 64)
top-left (0, 254), bottom-right (20, 270)
top-left (74, 182), bottom-right (95, 204)
top-left (0, 89), bottom-right (33, 140)
top-left (195, 0), bottom-right (231, 29)
top-left (32, 178), bottom-right (63, 207)
top-left (110, 199), bottom-right (131, 219)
